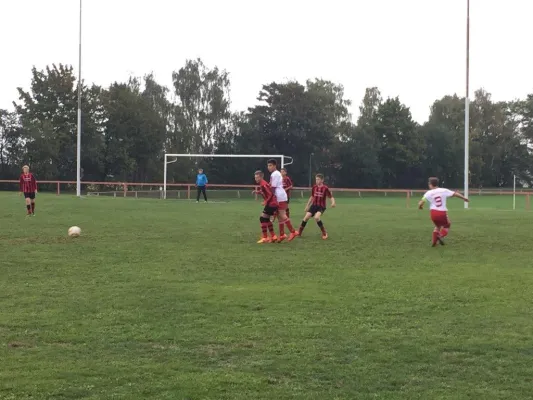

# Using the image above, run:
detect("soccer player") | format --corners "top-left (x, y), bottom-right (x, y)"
top-left (281, 167), bottom-right (293, 217)
top-left (267, 159), bottom-right (298, 242)
top-left (19, 165), bottom-right (38, 216)
top-left (195, 168), bottom-right (208, 203)
top-left (299, 174), bottom-right (335, 240)
top-left (254, 170), bottom-right (278, 243)
top-left (418, 177), bottom-right (469, 247)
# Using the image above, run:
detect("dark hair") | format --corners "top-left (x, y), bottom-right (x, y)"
top-left (267, 159), bottom-right (277, 166)
top-left (429, 177), bottom-right (439, 187)
top-left (254, 170), bottom-right (264, 177)
top-left (315, 173), bottom-right (324, 180)
top-left (281, 167), bottom-right (287, 172)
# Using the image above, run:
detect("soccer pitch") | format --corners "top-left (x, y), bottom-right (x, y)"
top-left (2, 192), bottom-right (533, 400)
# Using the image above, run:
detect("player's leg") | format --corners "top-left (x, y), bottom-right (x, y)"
top-left (298, 210), bottom-right (313, 235)
top-left (24, 193), bottom-right (31, 215)
top-left (440, 215), bottom-right (451, 238)
top-left (30, 192), bottom-right (36, 215)
top-left (277, 205), bottom-right (296, 242)
top-left (196, 187), bottom-right (201, 202)
top-left (314, 210), bottom-right (328, 239)
top-left (202, 187), bottom-right (207, 202)
top-left (258, 208), bottom-right (277, 243)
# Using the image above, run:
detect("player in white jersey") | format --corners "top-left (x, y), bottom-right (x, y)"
top-left (267, 159), bottom-right (297, 242)
top-left (418, 177), bottom-right (469, 247)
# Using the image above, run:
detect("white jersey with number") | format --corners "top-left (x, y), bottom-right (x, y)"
top-left (423, 188), bottom-right (455, 211)
top-left (270, 170), bottom-right (288, 202)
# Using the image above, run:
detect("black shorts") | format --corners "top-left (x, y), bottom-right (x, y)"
top-left (308, 205), bottom-right (325, 216)
top-left (263, 205), bottom-right (278, 216)
top-left (24, 192), bottom-right (36, 200)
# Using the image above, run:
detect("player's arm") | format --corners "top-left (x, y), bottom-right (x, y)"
top-left (452, 191), bottom-right (469, 202)
top-left (263, 184), bottom-right (275, 206)
top-left (418, 193), bottom-right (427, 209)
top-left (304, 195), bottom-right (313, 211)
top-left (285, 178), bottom-right (293, 192)
top-left (32, 174), bottom-right (38, 192)
top-left (326, 188), bottom-right (336, 208)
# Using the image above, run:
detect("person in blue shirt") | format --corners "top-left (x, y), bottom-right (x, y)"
top-left (196, 168), bottom-right (208, 202)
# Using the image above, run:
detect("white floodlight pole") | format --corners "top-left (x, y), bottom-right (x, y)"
top-left (513, 174), bottom-right (516, 210)
top-left (464, 0), bottom-right (470, 208)
top-left (163, 154), bottom-right (168, 200)
top-left (76, 0), bottom-right (82, 197)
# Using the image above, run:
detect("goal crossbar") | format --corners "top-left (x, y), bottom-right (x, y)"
top-left (163, 153), bottom-right (294, 199)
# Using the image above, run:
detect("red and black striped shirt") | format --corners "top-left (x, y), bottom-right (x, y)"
top-left (311, 184), bottom-right (332, 208)
top-left (259, 179), bottom-right (278, 207)
top-left (282, 176), bottom-right (293, 198)
top-left (19, 173), bottom-right (37, 193)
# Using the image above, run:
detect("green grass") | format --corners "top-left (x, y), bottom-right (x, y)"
top-left (1, 192), bottom-right (533, 400)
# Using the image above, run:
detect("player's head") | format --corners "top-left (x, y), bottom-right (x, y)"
top-left (198, 168), bottom-right (203, 174)
top-left (281, 167), bottom-right (287, 177)
top-left (428, 177), bottom-right (439, 189)
top-left (267, 159), bottom-right (277, 172)
top-left (22, 165), bottom-right (29, 174)
top-left (254, 170), bottom-right (264, 183)
top-left (315, 173), bottom-right (324, 185)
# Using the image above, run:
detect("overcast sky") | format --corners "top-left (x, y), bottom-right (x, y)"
top-left (1, 0), bottom-right (531, 123)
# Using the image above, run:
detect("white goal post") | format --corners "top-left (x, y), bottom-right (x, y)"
top-left (163, 153), bottom-right (294, 199)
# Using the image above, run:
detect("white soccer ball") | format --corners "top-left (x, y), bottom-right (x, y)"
top-left (68, 226), bottom-right (81, 237)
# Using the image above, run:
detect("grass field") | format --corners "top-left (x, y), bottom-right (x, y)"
top-left (2, 192), bottom-right (533, 400)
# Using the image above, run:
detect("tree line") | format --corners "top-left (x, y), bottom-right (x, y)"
top-left (1, 59), bottom-right (533, 189)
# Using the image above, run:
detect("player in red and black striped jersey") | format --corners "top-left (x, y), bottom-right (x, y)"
top-left (281, 168), bottom-right (293, 217)
top-left (299, 173), bottom-right (335, 240)
top-left (19, 165), bottom-right (38, 216)
top-left (254, 170), bottom-right (279, 243)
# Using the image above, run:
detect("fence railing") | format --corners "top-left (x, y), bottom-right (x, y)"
top-left (1, 180), bottom-right (531, 209)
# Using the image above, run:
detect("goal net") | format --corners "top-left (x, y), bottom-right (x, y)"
top-left (163, 154), bottom-right (294, 200)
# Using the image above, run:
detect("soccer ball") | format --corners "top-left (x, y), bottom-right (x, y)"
top-left (68, 226), bottom-right (81, 237)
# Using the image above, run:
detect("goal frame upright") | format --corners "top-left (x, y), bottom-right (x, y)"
top-left (163, 153), bottom-right (294, 199)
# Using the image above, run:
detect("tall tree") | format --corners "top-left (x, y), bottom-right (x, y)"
top-left (375, 97), bottom-right (422, 188)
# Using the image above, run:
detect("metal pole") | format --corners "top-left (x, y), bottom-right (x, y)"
top-left (76, 0), bottom-right (82, 197)
top-left (513, 174), bottom-right (516, 210)
top-left (163, 155), bottom-right (167, 200)
top-left (308, 153), bottom-right (313, 187)
top-left (464, 0), bottom-right (470, 208)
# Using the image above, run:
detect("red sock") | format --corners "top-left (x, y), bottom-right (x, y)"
top-left (31, 203), bottom-right (35, 213)
top-left (440, 228), bottom-right (449, 238)
top-left (260, 222), bottom-right (268, 238)
top-left (285, 218), bottom-right (295, 233)
top-left (432, 230), bottom-right (439, 245)
top-left (267, 222), bottom-right (275, 236)
top-left (278, 221), bottom-right (285, 236)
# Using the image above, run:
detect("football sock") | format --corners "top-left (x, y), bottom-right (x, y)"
top-left (31, 203), bottom-right (35, 213)
top-left (278, 220), bottom-right (286, 236)
top-left (267, 222), bottom-right (275, 235)
top-left (299, 220), bottom-right (308, 234)
top-left (285, 218), bottom-right (295, 233)
top-left (260, 217), bottom-right (269, 238)
top-left (440, 228), bottom-right (449, 238)
top-left (432, 229), bottom-right (439, 245)
top-left (26, 204), bottom-right (31, 214)
top-left (317, 220), bottom-right (326, 234)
